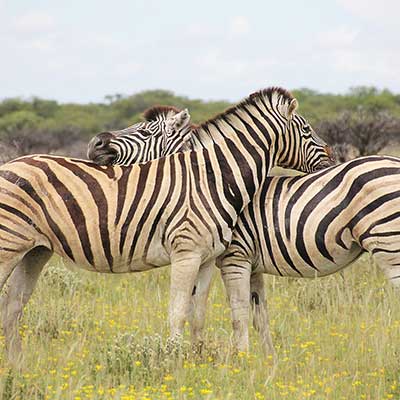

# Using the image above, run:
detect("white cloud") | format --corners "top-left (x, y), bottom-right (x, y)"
top-left (229, 16), bottom-right (250, 36)
top-left (337, 0), bottom-right (400, 26)
top-left (186, 23), bottom-right (216, 39)
top-left (194, 48), bottom-right (246, 79)
top-left (28, 38), bottom-right (54, 52)
top-left (317, 27), bottom-right (359, 48)
top-left (0, 1), bottom-right (399, 102)
top-left (192, 46), bottom-right (281, 91)
top-left (114, 62), bottom-right (144, 78)
top-left (309, 27), bottom-right (400, 91)
top-left (330, 49), bottom-right (365, 73)
top-left (11, 12), bottom-right (55, 34)
top-left (83, 34), bottom-right (121, 50)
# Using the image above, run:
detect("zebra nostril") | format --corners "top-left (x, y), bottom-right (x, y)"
top-left (95, 137), bottom-right (104, 148)
top-left (93, 132), bottom-right (113, 149)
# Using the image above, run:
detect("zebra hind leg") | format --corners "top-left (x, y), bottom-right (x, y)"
top-left (372, 249), bottom-right (400, 288)
top-left (221, 257), bottom-right (251, 353)
top-left (1, 246), bottom-right (52, 365)
top-left (188, 260), bottom-right (215, 350)
top-left (250, 273), bottom-right (276, 361)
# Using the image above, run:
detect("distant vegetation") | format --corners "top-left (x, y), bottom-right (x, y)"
top-left (0, 86), bottom-right (399, 162)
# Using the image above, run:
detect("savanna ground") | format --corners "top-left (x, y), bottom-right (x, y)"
top-left (0, 254), bottom-right (399, 400)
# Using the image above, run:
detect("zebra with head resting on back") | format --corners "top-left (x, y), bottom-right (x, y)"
top-left (88, 88), bottom-right (334, 350)
top-left (88, 106), bottom-right (192, 165)
top-left (91, 103), bottom-right (400, 359)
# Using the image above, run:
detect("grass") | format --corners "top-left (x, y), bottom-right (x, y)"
top-left (0, 255), bottom-right (399, 399)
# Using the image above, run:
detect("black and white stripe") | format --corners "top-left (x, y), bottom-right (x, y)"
top-left (97, 103), bottom-right (400, 357)
top-left (87, 88), bottom-right (332, 354)
top-left (219, 155), bottom-right (400, 356)
top-left (87, 106), bottom-right (192, 165)
top-left (0, 87), bottom-right (331, 363)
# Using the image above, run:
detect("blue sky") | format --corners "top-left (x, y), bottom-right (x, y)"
top-left (0, 0), bottom-right (398, 103)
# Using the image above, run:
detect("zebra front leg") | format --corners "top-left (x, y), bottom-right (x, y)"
top-left (0, 249), bottom-right (30, 361)
top-left (250, 273), bottom-right (276, 360)
top-left (169, 252), bottom-right (202, 341)
top-left (188, 261), bottom-right (215, 346)
top-left (221, 257), bottom-right (251, 353)
top-left (1, 247), bottom-right (51, 365)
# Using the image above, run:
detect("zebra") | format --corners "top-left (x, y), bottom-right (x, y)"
top-left (220, 155), bottom-right (400, 357)
top-left (90, 106), bottom-right (400, 358)
top-left (0, 87), bottom-right (331, 364)
top-left (88, 93), bottom-right (334, 346)
top-left (87, 106), bottom-right (192, 164)
top-left (0, 106), bottom-right (193, 363)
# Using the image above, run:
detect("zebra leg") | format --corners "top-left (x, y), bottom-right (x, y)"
top-left (188, 261), bottom-right (215, 346)
top-left (221, 258), bottom-right (252, 352)
top-left (1, 246), bottom-right (52, 364)
top-left (371, 250), bottom-right (400, 288)
top-left (169, 253), bottom-right (202, 340)
top-left (250, 273), bottom-right (276, 359)
top-left (361, 231), bottom-right (400, 287)
top-left (0, 253), bottom-right (26, 296)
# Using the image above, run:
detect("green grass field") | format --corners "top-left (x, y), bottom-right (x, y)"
top-left (0, 254), bottom-right (399, 399)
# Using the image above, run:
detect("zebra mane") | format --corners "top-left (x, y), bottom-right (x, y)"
top-left (253, 87), bottom-right (294, 103)
top-left (193, 87), bottom-right (294, 132)
top-left (143, 105), bottom-right (181, 121)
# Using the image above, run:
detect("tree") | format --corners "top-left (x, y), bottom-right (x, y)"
top-left (0, 110), bottom-right (83, 158)
top-left (31, 97), bottom-right (59, 118)
top-left (317, 108), bottom-right (399, 157)
top-left (0, 98), bottom-right (31, 118)
top-left (331, 143), bottom-right (360, 163)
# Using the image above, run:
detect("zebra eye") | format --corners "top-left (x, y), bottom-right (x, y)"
top-left (303, 125), bottom-right (311, 133)
top-left (167, 129), bottom-right (176, 137)
top-left (137, 129), bottom-right (153, 138)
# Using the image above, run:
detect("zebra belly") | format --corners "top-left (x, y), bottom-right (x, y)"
top-left (255, 241), bottom-right (363, 278)
top-left (47, 225), bottom-right (169, 273)
top-left (52, 244), bottom-right (170, 274)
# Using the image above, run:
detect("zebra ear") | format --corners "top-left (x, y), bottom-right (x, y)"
top-left (167, 108), bottom-right (191, 130)
top-left (176, 108), bottom-right (191, 127)
top-left (287, 98), bottom-right (298, 119)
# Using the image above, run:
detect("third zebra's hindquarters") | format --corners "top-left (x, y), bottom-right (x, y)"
top-left (220, 155), bottom-right (400, 356)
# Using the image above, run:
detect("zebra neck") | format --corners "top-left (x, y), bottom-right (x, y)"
top-left (189, 117), bottom-right (278, 215)
top-left (186, 90), bottom-right (295, 214)
top-left (192, 106), bottom-right (275, 151)
top-left (191, 102), bottom-right (280, 185)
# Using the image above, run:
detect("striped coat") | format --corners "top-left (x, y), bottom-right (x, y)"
top-left (220, 155), bottom-right (400, 355)
top-left (87, 106), bottom-right (192, 165)
top-left (0, 87), bottom-right (332, 363)
top-left (90, 105), bottom-right (400, 357)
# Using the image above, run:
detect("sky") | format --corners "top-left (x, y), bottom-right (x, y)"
top-left (0, 0), bottom-right (399, 103)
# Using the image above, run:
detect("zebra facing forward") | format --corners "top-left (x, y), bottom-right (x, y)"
top-left (0, 87), bottom-right (331, 363)
top-left (90, 105), bottom-right (400, 358)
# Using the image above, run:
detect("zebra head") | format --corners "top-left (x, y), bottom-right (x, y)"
top-left (87, 106), bottom-right (192, 165)
top-left (274, 94), bottom-right (336, 172)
